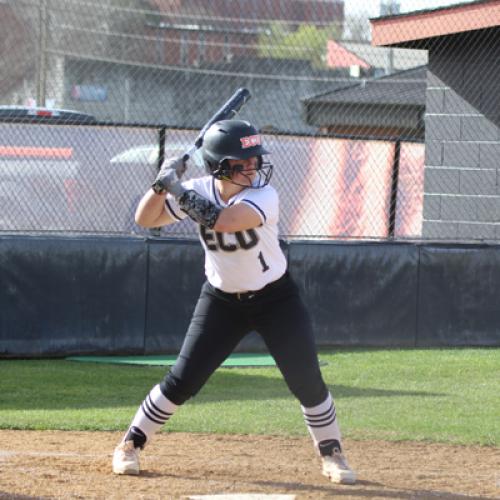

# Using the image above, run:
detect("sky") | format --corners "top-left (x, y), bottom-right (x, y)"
top-left (345, 0), bottom-right (471, 17)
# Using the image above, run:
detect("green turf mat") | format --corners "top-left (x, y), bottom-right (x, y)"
top-left (66, 353), bottom-right (278, 367)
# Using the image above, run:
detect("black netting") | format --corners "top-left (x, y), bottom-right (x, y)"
top-left (1, 0), bottom-right (497, 241)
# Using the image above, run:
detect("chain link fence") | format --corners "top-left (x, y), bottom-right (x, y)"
top-left (1, 0), bottom-right (498, 240)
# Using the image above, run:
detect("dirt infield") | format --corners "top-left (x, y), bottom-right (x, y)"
top-left (0, 430), bottom-right (498, 499)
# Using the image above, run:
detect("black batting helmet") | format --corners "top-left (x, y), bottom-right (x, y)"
top-left (201, 119), bottom-right (273, 188)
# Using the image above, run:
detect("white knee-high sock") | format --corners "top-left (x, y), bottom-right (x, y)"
top-left (127, 384), bottom-right (178, 443)
top-left (301, 392), bottom-right (342, 451)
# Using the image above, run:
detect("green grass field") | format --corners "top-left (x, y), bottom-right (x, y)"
top-left (0, 348), bottom-right (498, 446)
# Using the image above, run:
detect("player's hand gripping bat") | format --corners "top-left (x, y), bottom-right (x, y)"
top-left (152, 88), bottom-right (252, 195)
top-left (182, 87), bottom-right (251, 162)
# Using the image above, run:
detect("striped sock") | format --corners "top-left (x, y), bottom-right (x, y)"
top-left (125, 384), bottom-right (178, 446)
top-left (301, 392), bottom-right (342, 452)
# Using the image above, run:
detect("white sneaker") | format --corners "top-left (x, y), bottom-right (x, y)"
top-left (322, 448), bottom-right (356, 485)
top-left (112, 440), bottom-right (140, 475)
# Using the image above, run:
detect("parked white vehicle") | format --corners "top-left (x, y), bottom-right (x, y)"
top-left (110, 142), bottom-right (204, 170)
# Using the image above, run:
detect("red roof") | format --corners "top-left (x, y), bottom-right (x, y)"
top-left (371, 0), bottom-right (500, 46)
top-left (326, 40), bottom-right (370, 69)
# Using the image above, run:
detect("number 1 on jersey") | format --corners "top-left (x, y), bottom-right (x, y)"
top-left (258, 251), bottom-right (270, 272)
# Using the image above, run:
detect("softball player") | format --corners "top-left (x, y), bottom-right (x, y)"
top-left (112, 120), bottom-right (356, 485)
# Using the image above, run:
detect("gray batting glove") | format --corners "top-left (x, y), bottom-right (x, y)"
top-left (151, 157), bottom-right (187, 194)
top-left (167, 180), bottom-right (186, 199)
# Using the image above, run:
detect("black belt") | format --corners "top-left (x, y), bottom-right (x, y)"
top-left (214, 272), bottom-right (289, 301)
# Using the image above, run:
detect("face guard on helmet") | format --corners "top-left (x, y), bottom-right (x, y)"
top-left (201, 119), bottom-right (273, 189)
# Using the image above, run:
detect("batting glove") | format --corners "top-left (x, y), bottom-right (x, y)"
top-left (151, 157), bottom-right (187, 195)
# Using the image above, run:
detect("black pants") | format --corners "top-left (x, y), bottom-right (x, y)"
top-left (160, 272), bottom-right (328, 408)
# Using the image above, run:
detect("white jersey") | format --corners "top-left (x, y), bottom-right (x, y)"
top-left (165, 176), bottom-right (287, 293)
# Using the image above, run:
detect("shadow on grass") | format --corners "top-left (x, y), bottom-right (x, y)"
top-left (197, 370), bottom-right (446, 403)
top-left (0, 360), bottom-right (446, 411)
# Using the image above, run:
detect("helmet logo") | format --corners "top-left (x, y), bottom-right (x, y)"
top-left (240, 134), bottom-right (261, 149)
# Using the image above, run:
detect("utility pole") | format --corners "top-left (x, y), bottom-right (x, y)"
top-left (36, 0), bottom-right (48, 107)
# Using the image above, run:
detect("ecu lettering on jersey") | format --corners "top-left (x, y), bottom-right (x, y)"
top-left (200, 226), bottom-right (259, 252)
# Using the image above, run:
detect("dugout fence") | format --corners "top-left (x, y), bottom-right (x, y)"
top-left (0, 120), bottom-right (423, 240)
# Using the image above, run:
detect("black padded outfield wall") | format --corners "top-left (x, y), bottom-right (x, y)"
top-left (1, 236), bottom-right (500, 357)
top-left (0, 235), bottom-right (148, 356)
top-left (417, 245), bottom-right (500, 347)
top-left (288, 242), bottom-right (419, 347)
top-left (144, 239), bottom-right (205, 353)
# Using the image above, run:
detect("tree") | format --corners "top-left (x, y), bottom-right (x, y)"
top-left (258, 22), bottom-right (340, 68)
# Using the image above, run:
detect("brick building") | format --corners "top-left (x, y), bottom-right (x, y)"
top-left (144, 0), bottom-right (344, 66)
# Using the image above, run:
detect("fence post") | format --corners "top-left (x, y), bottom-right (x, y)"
top-left (388, 140), bottom-right (401, 238)
top-left (149, 126), bottom-right (167, 238)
